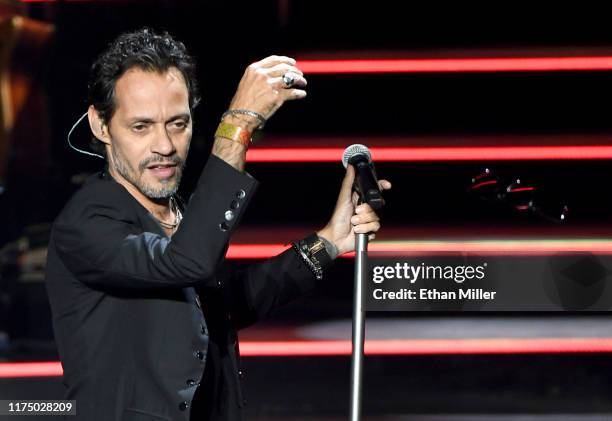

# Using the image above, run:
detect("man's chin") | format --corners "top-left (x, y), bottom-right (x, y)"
top-left (139, 178), bottom-right (179, 200)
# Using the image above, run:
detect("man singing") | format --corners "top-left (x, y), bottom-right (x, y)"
top-left (44, 28), bottom-right (391, 421)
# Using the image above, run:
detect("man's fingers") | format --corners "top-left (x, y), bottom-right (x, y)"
top-left (269, 75), bottom-right (308, 90)
top-left (378, 179), bottom-right (392, 190)
top-left (282, 89), bottom-right (307, 100)
top-left (351, 211), bottom-right (380, 225)
top-left (266, 63), bottom-right (304, 78)
top-left (355, 203), bottom-right (374, 214)
top-left (354, 221), bottom-right (381, 234)
top-left (252, 55), bottom-right (296, 69)
top-left (351, 190), bottom-right (360, 207)
top-left (338, 165), bottom-right (356, 204)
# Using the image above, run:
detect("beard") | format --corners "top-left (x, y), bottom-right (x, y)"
top-left (110, 144), bottom-right (186, 200)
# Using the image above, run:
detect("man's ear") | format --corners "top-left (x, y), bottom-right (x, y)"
top-left (87, 105), bottom-right (111, 145)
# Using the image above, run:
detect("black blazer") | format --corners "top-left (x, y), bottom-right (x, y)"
top-left (44, 155), bottom-right (325, 421)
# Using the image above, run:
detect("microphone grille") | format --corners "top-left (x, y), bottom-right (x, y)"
top-left (342, 144), bottom-right (371, 168)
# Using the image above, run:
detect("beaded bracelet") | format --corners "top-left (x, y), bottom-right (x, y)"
top-left (221, 109), bottom-right (267, 129)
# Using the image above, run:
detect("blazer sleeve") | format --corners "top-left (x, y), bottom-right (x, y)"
top-left (52, 155), bottom-right (258, 290)
top-left (220, 244), bottom-right (333, 330)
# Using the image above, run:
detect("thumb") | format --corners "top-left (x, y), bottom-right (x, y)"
top-left (338, 165), bottom-right (355, 204)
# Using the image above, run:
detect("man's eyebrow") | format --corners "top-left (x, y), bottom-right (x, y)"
top-left (126, 117), bottom-right (156, 124)
top-left (125, 114), bottom-right (190, 124)
top-left (167, 113), bottom-right (191, 122)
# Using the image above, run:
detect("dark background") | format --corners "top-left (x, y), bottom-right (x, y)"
top-left (5, 1), bottom-right (612, 236)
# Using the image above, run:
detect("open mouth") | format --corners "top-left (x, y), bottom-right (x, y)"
top-left (147, 163), bottom-right (177, 178)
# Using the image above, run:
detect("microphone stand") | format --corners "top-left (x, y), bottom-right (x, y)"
top-left (349, 232), bottom-right (368, 421)
top-left (342, 144), bottom-right (384, 421)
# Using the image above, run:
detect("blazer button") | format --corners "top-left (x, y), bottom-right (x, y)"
top-left (186, 379), bottom-right (197, 387)
top-left (179, 401), bottom-right (189, 411)
top-left (236, 189), bottom-right (246, 199)
top-left (238, 370), bottom-right (244, 379)
top-left (219, 222), bottom-right (230, 231)
top-left (224, 210), bottom-right (234, 221)
top-left (194, 350), bottom-right (204, 360)
top-left (230, 200), bottom-right (240, 210)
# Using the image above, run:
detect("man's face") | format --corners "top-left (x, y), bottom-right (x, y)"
top-left (104, 66), bottom-right (192, 199)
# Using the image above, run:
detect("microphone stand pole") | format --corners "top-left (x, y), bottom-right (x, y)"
top-left (349, 232), bottom-right (368, 421)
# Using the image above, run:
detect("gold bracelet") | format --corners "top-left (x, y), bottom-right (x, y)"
top-left (214, 121), bottom-right (252, 147)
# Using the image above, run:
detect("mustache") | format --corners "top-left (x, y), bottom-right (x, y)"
top-left (139, 155), bottom-right (185, 172)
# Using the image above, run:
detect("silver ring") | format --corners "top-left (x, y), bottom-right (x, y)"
top-left (282, 72), bottom-right (297, 88)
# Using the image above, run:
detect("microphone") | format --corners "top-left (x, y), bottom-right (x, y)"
top-left (342, 144), bottom-right (385, 210)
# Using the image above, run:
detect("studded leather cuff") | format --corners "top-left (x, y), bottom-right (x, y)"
top-left (291, 233), bottom-right (334, 280)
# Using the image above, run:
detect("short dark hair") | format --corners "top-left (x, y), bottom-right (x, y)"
top-left (87, 28), bottom-right (200, 156)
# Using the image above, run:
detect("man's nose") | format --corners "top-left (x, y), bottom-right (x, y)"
top-left (150, 125), bottom-right (176, 156)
